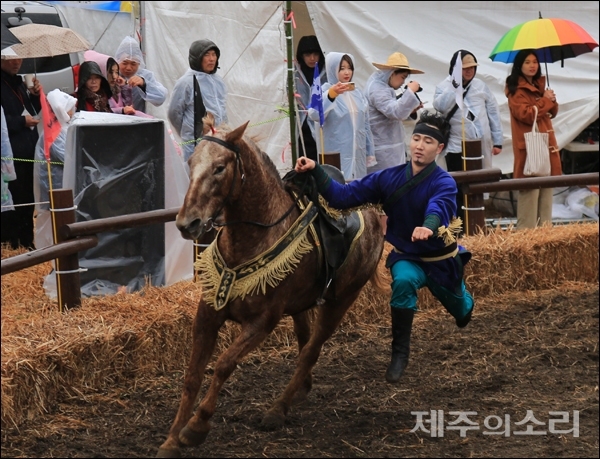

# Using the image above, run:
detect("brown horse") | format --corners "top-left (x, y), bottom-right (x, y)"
top-left (157, 118), bottom-right (387, 457)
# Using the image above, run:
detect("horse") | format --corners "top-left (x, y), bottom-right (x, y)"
top-left (157, 116), bottom-right (387, 457)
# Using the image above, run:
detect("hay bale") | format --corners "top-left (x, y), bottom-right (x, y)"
top-left (1, 223), bottom-right (597, 429)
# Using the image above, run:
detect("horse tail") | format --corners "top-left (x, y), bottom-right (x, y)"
top-left (369, 264), bottom-right (392, 297)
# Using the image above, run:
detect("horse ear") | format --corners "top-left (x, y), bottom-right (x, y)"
top-left (202, 112), bottom-right (216, 136)
top-left (226, 121), bottom-right (250, 143)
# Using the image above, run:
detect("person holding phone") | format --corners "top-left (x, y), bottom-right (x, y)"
top-left (366, 52), bottom-right (424, 173)
top-left (307, 52), bottom-right (374, 180)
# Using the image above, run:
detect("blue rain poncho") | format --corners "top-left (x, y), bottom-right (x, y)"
top-left (308, 52), bottom-right (374, 180)
top-left (168, 39), bottom-right (228, 161)
top-left (365, 69), bottom-right (420, 172)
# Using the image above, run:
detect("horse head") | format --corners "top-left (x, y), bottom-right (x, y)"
top-left (176, 115), bottom-right (250, 240)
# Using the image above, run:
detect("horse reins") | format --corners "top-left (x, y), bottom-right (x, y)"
top-left (200, 135), bottom-right (299, 230)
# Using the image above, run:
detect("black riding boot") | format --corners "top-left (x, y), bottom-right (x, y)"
top-left (385, 308), bottom-right (415, 383)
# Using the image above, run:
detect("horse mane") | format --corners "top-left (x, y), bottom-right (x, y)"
top-left (203, 113), bottom-right (284, 189)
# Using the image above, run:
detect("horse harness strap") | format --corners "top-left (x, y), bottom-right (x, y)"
top-left (196, 201), bottom-right (319, 310)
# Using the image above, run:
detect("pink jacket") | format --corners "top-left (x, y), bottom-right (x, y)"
top-left (83, 50), bottom-right (153, 119)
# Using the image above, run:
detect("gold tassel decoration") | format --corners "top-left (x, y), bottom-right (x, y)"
top-left (194, 227), bottom-right (315, 309)
top-left (436, 217), bottom-right (463, 246)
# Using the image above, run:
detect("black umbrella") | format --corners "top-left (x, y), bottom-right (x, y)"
top-left (1, 23), bottom-right (22, 50)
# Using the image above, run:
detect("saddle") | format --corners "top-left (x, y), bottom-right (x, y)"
top-left (283, 166), bottom-right (363, 301)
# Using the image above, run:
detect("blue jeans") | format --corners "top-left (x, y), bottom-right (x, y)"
top-left (390, 260), bottom-right (473, 321)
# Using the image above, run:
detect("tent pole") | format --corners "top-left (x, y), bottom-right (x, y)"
top-left (284, 1), bottom-right (297, 165)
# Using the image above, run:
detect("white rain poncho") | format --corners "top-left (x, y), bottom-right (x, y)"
top-left (294, 62), bottom-right (327, 142)
top-left (33, 89), bottom-right (77, 248)
top-left (308, 52), bottom-right (374, 180)
top-left (1, 106), bottom-right (16, 212)
top-left (114, 36), bottom-right (168, 112)
top-left (365, 69), bottom-right (420, 172)
top-left (433, 76), bottom-right (503, 169)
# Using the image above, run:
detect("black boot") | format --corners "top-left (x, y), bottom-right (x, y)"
top-left (385, 308), bottom-right (414, 383)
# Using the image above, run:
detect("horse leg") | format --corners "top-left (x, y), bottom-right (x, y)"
top-left (291, 310), bottom-right (313, 405)
top-left (156, 305), bottom-right (224, 458)
top-left (180, 315), bottom-right (277, 446)
top-left (262, 294), bottom-right (360, 430)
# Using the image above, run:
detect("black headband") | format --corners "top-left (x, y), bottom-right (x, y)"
top-left (412, 123), bottom-right (445, 145)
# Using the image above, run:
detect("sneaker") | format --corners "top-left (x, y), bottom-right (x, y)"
top-left (456, 309), bottom-right (472, 328)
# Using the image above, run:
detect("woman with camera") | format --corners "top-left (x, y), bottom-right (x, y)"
top-left (308, 52), bottom-right (374, 180)
top-left (365, 52), bottom-right (423, 173)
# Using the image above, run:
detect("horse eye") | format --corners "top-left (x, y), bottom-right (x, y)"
top-left (214, 165), bottom-right (225, 175)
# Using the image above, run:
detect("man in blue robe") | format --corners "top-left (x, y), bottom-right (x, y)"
top-left (294, 110), bottom-right (474, 383)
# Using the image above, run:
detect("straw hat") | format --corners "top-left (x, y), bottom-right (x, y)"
top-left (372, 52), bottom-right (424, 74)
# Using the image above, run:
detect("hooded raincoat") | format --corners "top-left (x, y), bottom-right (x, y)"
top-left (168, 39), bottom-right (228, 161)
top-left (75, 61), bottom-right (113, 113)
top-left (433, 51), bottom-right (503, 169)
top-left (294, 36), bottom-right (327, 159)
top-left (84, 50), bottom-right (152, 118)
top-left (114, 36), bottom-right (168, 113)
top-left (365, 69), bottom-right (420, 172)
top-left (308, 52), bottom-right (374, 180)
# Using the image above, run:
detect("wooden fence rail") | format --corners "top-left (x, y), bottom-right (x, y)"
top-left (1, 170), bottom-right (598, 311)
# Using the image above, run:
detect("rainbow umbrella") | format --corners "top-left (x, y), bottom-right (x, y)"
top-left (490, 13), bottom-right (598, 85)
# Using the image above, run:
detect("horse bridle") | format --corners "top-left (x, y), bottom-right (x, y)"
top-left (200, 135), bottom-right (299, 231)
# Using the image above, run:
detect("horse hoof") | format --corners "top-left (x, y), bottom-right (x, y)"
top-left (179, 425), bottom-right (209, 447)
top-left (261, 410), bottom-right (286, 431)
top-left (156, 447), bottom-right (181, 458)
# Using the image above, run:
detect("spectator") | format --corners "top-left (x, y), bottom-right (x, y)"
top-left (1, 106), bottom-right (16, 213)
top-left (74, 61), bottom-right (113, 113)
top-left (308, 52), bottom-right (375, 180)
top-left (505, 49), bottom-right (560, 229)
top-left (1, 57), bottom-right (41, 249)
top-left (33, 89), bottom-right (78, 249)
top-left (294, 35), bottom-right (327, 162)
top-left (366, 52), bottom-right (423, 173)
top-left (168, 39), bottom-right (227, 161)
top-left (84, 50), bottom-right (152, 118)
top-left (114, 36), bottom-right (168, 113)
top-left (433, 50), bottom-right (503, 222)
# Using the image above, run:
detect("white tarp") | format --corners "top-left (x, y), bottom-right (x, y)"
top-left (59, 1), bottom-right (599, 175)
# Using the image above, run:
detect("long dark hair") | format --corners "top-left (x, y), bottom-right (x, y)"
top-left (505, 49), bottom-right (542, 95)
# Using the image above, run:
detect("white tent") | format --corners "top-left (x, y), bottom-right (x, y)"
top-left (57, 1), bottom-right (599, 175)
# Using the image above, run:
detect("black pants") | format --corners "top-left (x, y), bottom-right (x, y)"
top-left (445, 152), bottom-right (465, 225)
top-left (298, 119), bottom-right (318, 161)
top-left (1, 161), bottom-right (35, 250)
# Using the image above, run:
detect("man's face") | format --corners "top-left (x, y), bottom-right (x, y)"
top-left (119, 59), bottom-right (140, 78)
top-left (1, 58), bottom-right (23, 76)
top-left (201, 50), bottom-right (218, 73)
top-left (410, 130), bottom-right (444, 167)
top-left (389, 71), bottom-right (409, 90)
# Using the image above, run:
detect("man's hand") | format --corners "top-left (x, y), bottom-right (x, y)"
top-left (24, 114), bottom-right (39, 128)
top-left (28, 77), bottom-right (41, 96)
top-left (127, 75), bottom-right (145, 88)
top-left (492, 146), bottom-right (502, 156)
top-left (411, 226), bottom-right (433, 242)
top-left (295, 157), bottom-right (316, 173)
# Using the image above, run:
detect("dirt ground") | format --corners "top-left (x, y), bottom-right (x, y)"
top-left (1, 282), bottom-right (598, 458)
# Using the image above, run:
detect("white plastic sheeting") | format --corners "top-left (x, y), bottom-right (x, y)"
top-left (138, 1), bottom-right (598, 175)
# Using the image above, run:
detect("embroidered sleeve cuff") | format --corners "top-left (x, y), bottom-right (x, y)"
top-left (423, 215), bottom-right (441, 234)
top-left (310, 164), bottom-right (332, 193)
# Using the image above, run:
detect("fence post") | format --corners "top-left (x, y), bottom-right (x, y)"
top-left (462, 140), bottom-right (486, 235)
top-left (52, 189), bottom-right (82, 311)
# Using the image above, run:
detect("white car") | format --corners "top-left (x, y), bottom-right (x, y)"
top-left (2, 1), bottom-right (81, 94)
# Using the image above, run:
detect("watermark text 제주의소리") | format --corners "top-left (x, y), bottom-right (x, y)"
top-left (410, 410), bottom-right (579, 437)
